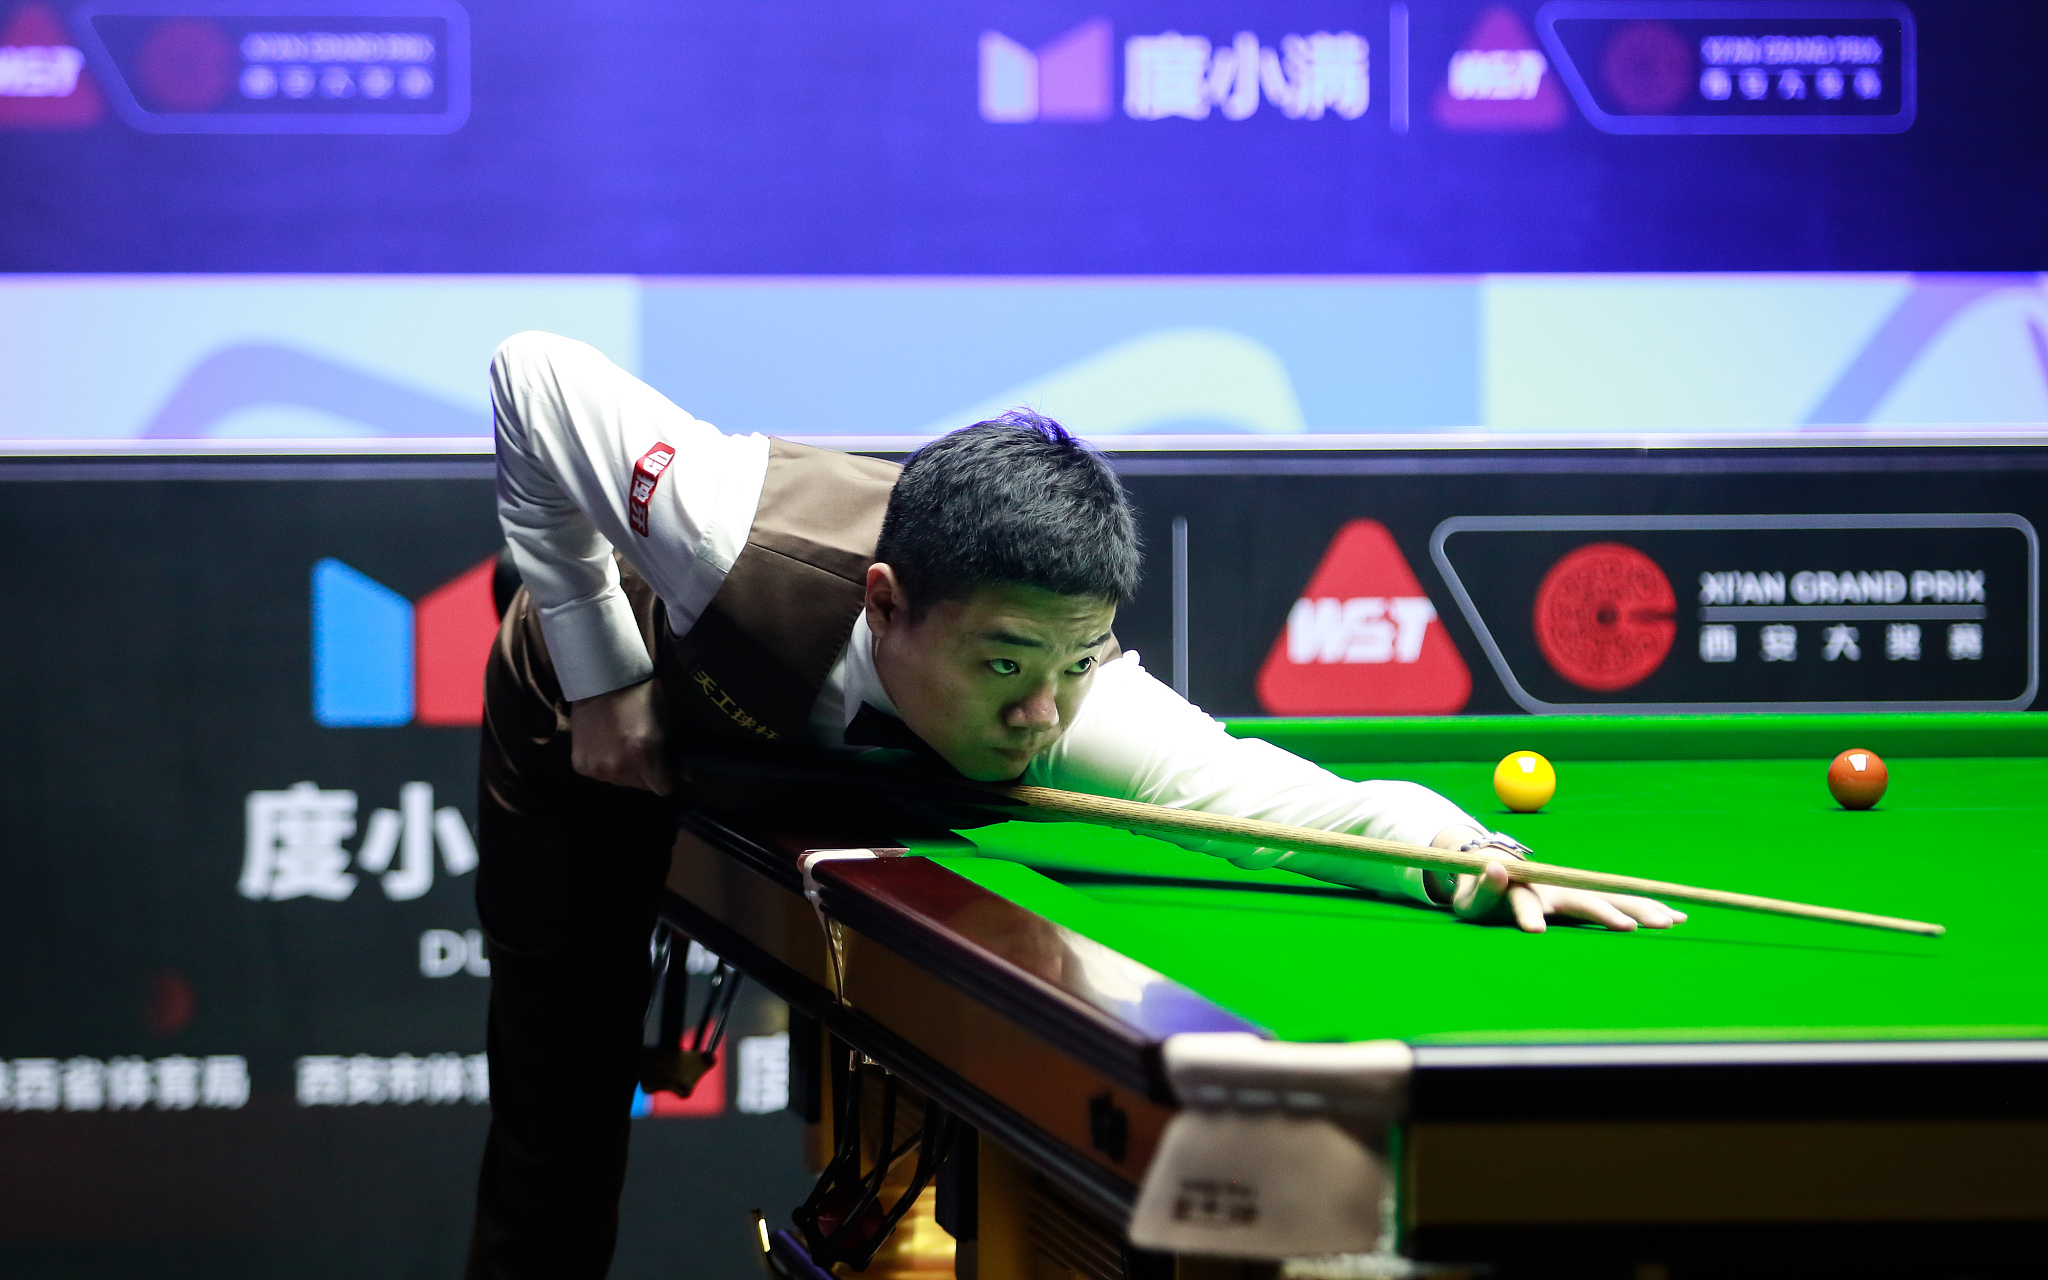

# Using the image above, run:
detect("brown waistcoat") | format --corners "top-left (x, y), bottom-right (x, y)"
top-left (656, 438), bottom-right (900, 753)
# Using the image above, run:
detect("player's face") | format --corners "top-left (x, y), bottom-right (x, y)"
top-left (867, 572), bottom-right (1117, 782)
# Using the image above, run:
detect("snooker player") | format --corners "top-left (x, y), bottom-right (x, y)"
top-left (469, 332), bottom-right (1682, 1278)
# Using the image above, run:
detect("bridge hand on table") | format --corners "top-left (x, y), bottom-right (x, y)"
top-left (1432, 828), bottom-right (1688, 934)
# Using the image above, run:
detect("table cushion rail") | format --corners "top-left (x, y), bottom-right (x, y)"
top-left (656, 883), bottom-right (1146, 1228)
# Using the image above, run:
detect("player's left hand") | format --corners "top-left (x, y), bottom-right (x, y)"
top-left (1428, 825), bottom-right (1684, 933)
top-left (1452, 860), bottom-right (1687, 933)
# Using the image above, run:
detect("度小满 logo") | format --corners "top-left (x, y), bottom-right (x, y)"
top-left (312, 556), bottom-right (500, 727)
top-left (979, 16), bottom-right (1371, 125)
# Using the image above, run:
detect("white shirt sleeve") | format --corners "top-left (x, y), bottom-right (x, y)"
top-left (1024, 652), bottom-right (1480, 904)
top-left (492, 330), bottom-right (771, 702)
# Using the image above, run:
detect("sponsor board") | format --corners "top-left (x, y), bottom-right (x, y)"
top-left (69, 0), bottom-right (469, 133)
top-left (1430, 513), bottom-right (2037, 713)
top-left (1538, 0), bottom-right (1916, 134)
top-left (1256, 519), bottom-right (1471, 715)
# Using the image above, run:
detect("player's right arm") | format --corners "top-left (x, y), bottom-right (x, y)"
top-left (1027, 651), bottom-right (1474, 904)
top-left (491, 331), bottom-right (770, 789)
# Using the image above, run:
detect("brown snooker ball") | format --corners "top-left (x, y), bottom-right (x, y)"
top-left (1827, 748), bottom-right (1888, 810)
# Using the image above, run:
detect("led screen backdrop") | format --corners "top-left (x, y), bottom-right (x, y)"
top-left (0, 1), bottom-right (2042, 274)
top-left (3, 2), bottom-right (2046, 1276)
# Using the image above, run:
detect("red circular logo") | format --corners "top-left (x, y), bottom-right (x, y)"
top-left (1601, 20), bottom-right (1692, 114)
top-left (1532, 543), bottom-right (1676, 692)
top-left (137, 18), bottom-right (235, 113)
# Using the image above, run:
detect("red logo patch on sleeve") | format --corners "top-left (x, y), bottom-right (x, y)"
top-left (627, 443), bottom-right (677, 536)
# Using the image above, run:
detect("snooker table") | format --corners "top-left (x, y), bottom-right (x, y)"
top-left (659, 713), bottom-right (2048, 1279)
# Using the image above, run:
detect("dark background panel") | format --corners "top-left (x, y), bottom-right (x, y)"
top-left (0, 464), bottom-right (812, 1279)
top-left (0, 1106), bottom-right (812, 1280)
top-left (0, 476), bottom-right (502, 1053)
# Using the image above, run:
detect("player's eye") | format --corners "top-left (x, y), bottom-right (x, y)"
top-left (1065, 656), bottom-right (1096, 675)
top-left (988, 658), bottom-right (1020, 676)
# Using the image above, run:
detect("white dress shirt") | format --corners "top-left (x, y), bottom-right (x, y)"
top-left (493, 331), bottom-right (1479, 904)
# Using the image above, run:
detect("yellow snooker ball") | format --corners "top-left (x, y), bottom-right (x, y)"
top-left (1493, 750), bottom-right (1556, 813)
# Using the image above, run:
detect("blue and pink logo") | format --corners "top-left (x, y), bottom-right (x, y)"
top-left (312, 556), bottom-right (500, 727)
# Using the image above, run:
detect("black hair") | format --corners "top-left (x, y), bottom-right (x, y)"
top-left (876, 409), bottom-right (1140, 617)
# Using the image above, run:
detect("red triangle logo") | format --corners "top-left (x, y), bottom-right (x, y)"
top-left (1255, 520), bottom-right (1472, 715)
top-left (0, 2), bottom-right (105, 130)
top-left (1432, 5), bottom-right (1567, 132)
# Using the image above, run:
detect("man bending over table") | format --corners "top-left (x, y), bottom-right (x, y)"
top-left (469, 331), bottom-right (1683, 1278)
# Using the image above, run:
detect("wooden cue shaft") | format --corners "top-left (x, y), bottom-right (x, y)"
top-left (993, 784), bottom-right (1946, 938)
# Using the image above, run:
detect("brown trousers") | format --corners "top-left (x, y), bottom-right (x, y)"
top-left (464, 575), bottom-right (677, 1280)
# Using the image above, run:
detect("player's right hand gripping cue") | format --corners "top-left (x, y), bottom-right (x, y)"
top-left (569, 680), bottom-right (674, 796)
top-left (1433, 828), bottom-right (1688, 934)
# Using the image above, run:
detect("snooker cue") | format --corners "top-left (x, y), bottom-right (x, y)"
top-left (984, 784), bottom-right (1946, 938)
